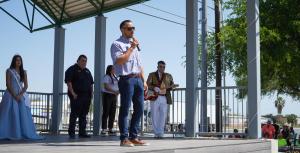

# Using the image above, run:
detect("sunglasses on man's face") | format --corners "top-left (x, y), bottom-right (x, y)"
top-left (124, 27), bottom-right (135, 31)
top-left (159, 66), bottom-right (165, 68)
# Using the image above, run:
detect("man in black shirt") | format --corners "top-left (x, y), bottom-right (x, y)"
top-left (273, 120), bottom-right (280, 139)
top-left (281, 124), bottom-right (291, 146)
top-left (65, 55), bottom-right (94, 139)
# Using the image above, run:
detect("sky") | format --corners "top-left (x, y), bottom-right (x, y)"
top-left (0, 0), bottom-right (299, 117)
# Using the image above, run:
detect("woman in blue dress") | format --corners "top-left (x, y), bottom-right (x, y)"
top-left (0, 55), bottom-right (43, 140)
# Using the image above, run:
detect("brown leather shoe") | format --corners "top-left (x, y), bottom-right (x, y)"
top-left (120, 140), bottom-right (134, 147)
top-left (130, 139), bottom-right (150, 146)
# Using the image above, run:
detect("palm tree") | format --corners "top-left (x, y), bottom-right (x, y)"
top-left (275, 96), bottom-right (285, 115)
top-left (286, 114), bottom-right (298, 126)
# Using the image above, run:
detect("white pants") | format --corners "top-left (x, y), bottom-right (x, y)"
top-left (151, 95), bottom-right (167, 137)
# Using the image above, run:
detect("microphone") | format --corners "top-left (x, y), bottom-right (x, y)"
top-left (136, 45), bottom-right (141, 51)
top-left (130, 38), bottom-right (141, 51)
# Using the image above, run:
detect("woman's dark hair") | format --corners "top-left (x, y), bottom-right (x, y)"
top-left (105, 65), bottom-right (118, 84)
top-left (10, 55), bottom-right (25, 82)
top-left (106, 65), bottom-right (114, 75)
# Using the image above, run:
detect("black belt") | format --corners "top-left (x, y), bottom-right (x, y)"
top-left (120, 73), bottom-right (141, 78)
top-left (103, 92), bottom-right (117, 96)
top-left (158, 94), bottom-right (166, 96)
top-left (103, 92), bottom-right (114, 95)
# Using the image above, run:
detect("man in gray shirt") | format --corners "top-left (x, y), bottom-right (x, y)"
top-left (111, 20), bottom-right (149, 147)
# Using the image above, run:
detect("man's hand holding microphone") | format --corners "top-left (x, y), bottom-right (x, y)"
top-left (130, 37), bottom-right (141, 51)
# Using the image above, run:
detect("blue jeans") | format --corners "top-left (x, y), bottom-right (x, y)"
top-left (118, 76), bottom-right (144, 141)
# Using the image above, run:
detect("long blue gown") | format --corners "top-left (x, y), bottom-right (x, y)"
top-left (0, 69), bottom-right (43, 140)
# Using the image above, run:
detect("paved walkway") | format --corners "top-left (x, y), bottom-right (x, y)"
top-left (0, 135), bottom-right (272, 153)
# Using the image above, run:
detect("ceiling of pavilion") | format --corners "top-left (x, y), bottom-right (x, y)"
top-left (0, 0), bottom-right (148, 32)
top-left (31, 0), bottom-right (148, 25)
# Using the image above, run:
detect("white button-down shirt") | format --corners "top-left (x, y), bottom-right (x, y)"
top-left (110, 36), bottom-right (142, 76)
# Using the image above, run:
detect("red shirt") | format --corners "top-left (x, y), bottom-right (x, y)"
top-left (262, 124), bottom-right (275, 139)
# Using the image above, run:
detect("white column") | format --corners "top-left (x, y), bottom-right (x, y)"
top-left (185, 0), bottom-right (199, 137)
top-left (247, 0), bottom-right (261, 139)
top-left (93, 15), bottom-right (106, 136)
top-left (50, 26), bottom-right (65, 134)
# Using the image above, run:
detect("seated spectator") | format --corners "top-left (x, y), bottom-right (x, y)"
top-left (262, 120), bottom-right (275, 139)
top-left (290, 126), bottom-right (295, 135)
top-left (242, 128), bottom-right (248, 138)
top-left (281, 123), bottom-right (291, 146)
top-left (229, 129), bottom-right (242, 138)
top-left (178, 124), bottom-right (184, 132)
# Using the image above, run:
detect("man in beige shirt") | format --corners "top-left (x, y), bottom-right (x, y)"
top-left (146, 61), bottom-right (177, 138)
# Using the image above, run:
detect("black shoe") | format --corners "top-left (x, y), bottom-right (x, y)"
top-left (79, 134), bottom-right (91, 138)
top-left (154, 136), bottom-right (163, 139)
top-left (101, 130), bottom-right (107, 137)
top-left (69, 134), bottom-right (76, 139)
top-left (108, 131), bottom-right (117, 136)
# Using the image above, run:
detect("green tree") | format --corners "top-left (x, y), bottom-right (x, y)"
top-left (262, 114), bottom-right (274, 120)
top-left (274, 115), bottom-right (286, 126)
top-left (286, 114), bottom-right (298, 126)
top-left (201, 0), bottom-right (300, 99)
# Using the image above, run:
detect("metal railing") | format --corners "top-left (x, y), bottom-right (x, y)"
top-left (0, 86), bottom-right (248, 136)
top-left (197, 86), bottom-right (247, 136)
top-left (60, 93), bottom-right (94, 132)
top-left (29, 92), bottom-right (52, 132)
top-left (142, 88), bottom-right (187, 135)
top-left (141, 86), bottom-right (247, 136)
top-left (0, 90), bottom-right (52, 132)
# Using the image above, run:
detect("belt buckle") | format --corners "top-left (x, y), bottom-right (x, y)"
top-left (130, 73), bottom-right (139, 78)
top-left (129, 74), bottom-right (135, 78)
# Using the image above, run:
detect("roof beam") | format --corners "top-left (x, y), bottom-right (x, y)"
top-left (0, 0), bottom-right (10, 4)
top-left (31, 0), bottom-right (58, 22)
top-left (100, 0), bottom-right (105, 13)
top-left (41, 0), bottom-right (59, 22)
top-left (32, 24), bottom-right (55, 32)
top-left (23, 0), bottom-right (32, 30)
top-left (95, 0), bottom-right (102, 7)
top-left (51, 0), bottom-right (71, 18)
top-left (0, 6), bottom-right (31, 31)
top-left (44, 0), bottom-right (62, 19)
top-left (27, 0), bottom-right (54, 25)
top-left (87, 0), bottom-right (100, 12)
top-left (59, 0), bottom-right (66, 23)
top-left (30, 3), bottom-right (35, 29)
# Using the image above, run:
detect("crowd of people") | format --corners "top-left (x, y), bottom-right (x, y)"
top-left (262, 119), bottom-right (296, 147)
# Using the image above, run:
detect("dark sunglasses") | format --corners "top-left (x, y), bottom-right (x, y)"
top-left (159, 66), bottom-right (165, 68)
top-left (124, 27), bottom-right (135, 31)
